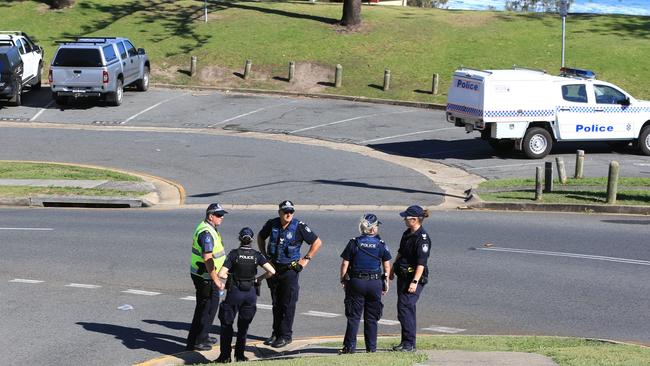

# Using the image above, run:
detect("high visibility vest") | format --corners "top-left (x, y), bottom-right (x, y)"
top-left (190, 221), bottom-right (226, 280)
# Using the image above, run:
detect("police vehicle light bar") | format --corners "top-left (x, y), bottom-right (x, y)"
top-left (560, 67), bottom-right (596, 79)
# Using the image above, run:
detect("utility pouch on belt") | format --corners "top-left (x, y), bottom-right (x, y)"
top-left (237, 280), bottom-right (254, 291)
top-left (382, 274), bottom-right (388, 292)
top-left (254, 280), bottom-right (261, 296)
top-left (290, 260), bottom-right (303, 273)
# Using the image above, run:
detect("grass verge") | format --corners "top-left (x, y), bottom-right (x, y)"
top-left (3, 1), bottom-right (650, 103)
top-left (0, 186), bottom-right (148, 198)
top-left (0, 161), bottom-right (142, 181)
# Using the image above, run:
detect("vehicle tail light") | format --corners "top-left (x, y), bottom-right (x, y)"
top-left (103, 70), bottom-right (109, 84)
top-left (48, 70), bottom-right (53, 83)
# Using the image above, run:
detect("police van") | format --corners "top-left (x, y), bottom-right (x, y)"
top-left (446, 67), bottom-right (650, 158)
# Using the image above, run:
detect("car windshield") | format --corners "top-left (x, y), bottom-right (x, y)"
top-left (53, 48), bottom-right (103, 67)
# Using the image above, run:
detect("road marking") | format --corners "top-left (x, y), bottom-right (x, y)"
top-left (65, 283), bottom-right (101, 289)
top-left (208, 101), bottom-right (297, 127)
top-left (257, 303), bottom-right (273, 310)
top-left (476, 247), bottom-right (650, 266)
top-left (121, 93), bottom-right (189, 125)
top-left (467, 162), bottom-right (542, 171)
top-left (122, 289), bottom-right (161, 296)
top-left (289, 110), bottom-right (413, 134)
top-left (30, 100), bottom-right (55, 122)
top-left (422, 326), bottom-right (466, 334)
top-left (0, 227), bottom-right (54, 231)
top-left (9, 278), bottom-right (44, 284)
top-left (360, 127), bottom-right (457, 144)
top-left (180, 296), bottom-right (196, 301)
top-left (378, 319), bottom-right (401, 325)
top-left (302, 310), bottom-right (340, 318)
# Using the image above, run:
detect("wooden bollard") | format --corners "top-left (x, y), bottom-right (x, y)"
top-left (432, 73), bottom-right (439, 95)
top-left (575, 150), bottom-right (584, 179)
top-left (190, 56), bottom-right (197, 77)
top-left (606, 161), bottom-right (619, 204)
top-left (383, 69), bottom-right (391, 91)
top-left (335, 64), bottom-right (342, 88)
top-left (244, 59), bottom-right (252, 80)
top-left (556, 157), bottom-right (567, 184)
top-left (288, 61), bottom-right (295, 82)
top-left (544, 161), bottom-right (553, 193)
top-left (535, 166), bottom-right (543, 201)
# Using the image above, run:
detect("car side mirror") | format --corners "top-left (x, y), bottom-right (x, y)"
top-left (621, 97), bottom-right (630, 106)
top-left (137, 48), bottom-right (146, 55)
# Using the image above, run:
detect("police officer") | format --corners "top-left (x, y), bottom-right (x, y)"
top-left (339, 214), bottom-right (391, 354)
top-left (389, 205), bottom-right (431, 352)
top-left (215, 228), bottom-right (276, 363)
top-left (257, 200), bottom-right (322, 348)
top-left (186, 203), bottom-right (227, 351)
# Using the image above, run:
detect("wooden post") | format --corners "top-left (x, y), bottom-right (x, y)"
top-left (535, 166), bottom-right (543, 201)
top-left (383, 69), bottom-right (391, 91)
top-left (190, 56), bottom-right (197, 77)
top-left (244, 59), bottom-right (252, 80)
top-left (544, 161), bottom-right (553, 193)
top-left (335, 64), bottom-right (342, 88)
top-left (288, 61), bottom-right (295, 82)
top-left (556, 157), bottom-right (567, 184)
top-left (432, 73), bottom-right (439, 95)
top-left (575, 150), bottom-right (584, 179)
top-left (606, 161), bottom-right (619, 204)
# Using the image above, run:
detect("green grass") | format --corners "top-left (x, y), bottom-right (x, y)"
top-left (478, 177), bottom-right (650, 205)
top-left (0, 186), bottom-right (147, 197)
top-left (3, 1), bottom-right (650, 103)
top-left (0, 161), bottom-right (142, 181)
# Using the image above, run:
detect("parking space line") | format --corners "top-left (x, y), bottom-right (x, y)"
top-left (29, 100), bottom-right (55, 122)
top-left (302, 310), bottom-right (340, 318)
top-left (180, 296), bottom-right (196, 301)
top-left (378, 319), bottom-right (401, 325)
top-left (9, 279), bottom-right (44, 284)
top-left (360, 127), bottom-right (457, 144)
top-left (0, 227), bottom-right (53, 231)
top-left (208, 100), bottom-right (297, 127)
top-left (289, 110), bottom-right (413, 134)
top-left (257, 303), bottom-right (273, 310)
top-left (422, 326), bottom-right (466, 334)
top-left (122, 289), bottom-right (161, 296)
top-left (65, 283), bottom-right (101, 289)
top-left (476, 247), bottom-right (650, 266)
top-left (121, 93), bottom-right (190, 125)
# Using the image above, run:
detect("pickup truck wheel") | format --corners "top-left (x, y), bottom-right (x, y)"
top-left (9, 83), bottom-right (22, 106)
top-left (136, 67), bottom-right (149, 91)
top-left (488, 138), bottom-right (515, 152)
top-left (523, 127), bottom-right (552, 159)
top-left (108, 79), bottom-right (123, 106)
top-left (639, 126), bottom-right (650, 156)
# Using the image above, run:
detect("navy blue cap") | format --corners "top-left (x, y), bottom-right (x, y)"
top-left (362, 213), bottom-right (381, 226)
top-left (279, 200), bottom-right (295, 213)
top-left (206, 203), bottom-right (228, 216)
top-left (399, 205), bottom-right (424, 218)
top-left (238, 227), bottom-right (254, 242)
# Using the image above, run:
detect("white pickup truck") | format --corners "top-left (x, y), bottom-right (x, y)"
top-left (0, 31), bottom-right (44, 91)
top-left (445, 67), bottom-right (650, 158)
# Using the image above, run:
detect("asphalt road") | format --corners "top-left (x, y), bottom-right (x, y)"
top-left (1, 87), bottom-right (649, 181)
top-left (1, 208), bottom-right (648, 366)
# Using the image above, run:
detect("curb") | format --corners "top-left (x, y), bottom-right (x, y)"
top-left (468, 201), bottom-right (650, 215)
top-left (152, 83), bottom-right (447, 110)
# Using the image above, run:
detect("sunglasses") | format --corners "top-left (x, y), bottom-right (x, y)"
top-left (282, 210), bottom-right (295, 214)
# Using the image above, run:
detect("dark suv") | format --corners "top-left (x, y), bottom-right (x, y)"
top-left (0, 45), bottom-right (24, 106)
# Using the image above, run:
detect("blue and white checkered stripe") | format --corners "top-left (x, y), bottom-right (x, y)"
top-left (557, 106), bottom-right (650, 114)
top-left (484, 109), bottom-right (555, 118)
top-left (447, 103), bottom-right (483, 117)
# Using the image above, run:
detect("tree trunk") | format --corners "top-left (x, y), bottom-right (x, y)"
top-left (341, 0), bottom-right (362, 27)
top-left (50, 0), bottom-right (76, 9)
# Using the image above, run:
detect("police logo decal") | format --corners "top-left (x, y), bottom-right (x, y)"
top-left (305, 226), bottom-right (311, 233)
top-left (286, 232), bottom-right (293, 240)
top-left (422, 243), bottom-right (429, 253)
top-left (422, 233), bottom-right (427, 240)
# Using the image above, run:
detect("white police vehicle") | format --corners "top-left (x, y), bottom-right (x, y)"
top-left (0, 31), bottom-right (44, 91)
top-left (446, 67), bottom-right (650, 158)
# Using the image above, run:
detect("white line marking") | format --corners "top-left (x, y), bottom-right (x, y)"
top-left (302, 310), bottom-right (340, 318)
top-left (257, 303), bottom-right (273, 310)
top-left (422, 326), bottom-right (466, 334)
top-left (208, 101), bottom-right (297, 127)
top-left (476, 247), bottom-right (650, 266)
top-left (360, 127), bottom-right (457, 144)
top-left (65, 283), bottom-right (101, 289)
top-left (30, 100), bottom-right (55, 122)
top-left (467, 162), bottom-right (542, 171)
top-left (180, 296), bottom-right (196, 301)
top-left (378, 319), bottom-right (401, 326)
top-left (289, 110), bottom-right (413, 134)
top-left (121, 93), bottom-right (189, 124)
top-left (0, 227), bottom-right (54, 231)
top-left (122, 289), bottom-right (161, 296)
top-left (10, 279), bottom-right (44, 284)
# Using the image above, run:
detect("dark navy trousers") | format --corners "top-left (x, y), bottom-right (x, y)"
top-left (267, 268), bottom-right (299, 340)
top-left (343, 278), bottom-right (383, 352)
top-left (396, 277), bottom-right (424, 348)
top-left (218, 285), bottom-right (257, 357)
top-left (187, 274), bottom-right (220, 350)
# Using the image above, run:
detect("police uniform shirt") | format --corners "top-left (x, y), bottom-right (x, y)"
top-left (197, 222), bottom-right (217, 254)
top-left (340, 236), bottom-right (391, 274)
top-left (259, 218), bottom-right (318, 246)
top-left (223, 247), bottom-right (268, 270)
top-left (395, 227), bottom-right (431, 275)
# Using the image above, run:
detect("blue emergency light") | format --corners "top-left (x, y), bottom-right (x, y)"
top-left (560, 67), bottom-right (596, 79)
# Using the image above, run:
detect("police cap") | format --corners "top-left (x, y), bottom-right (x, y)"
top-left (206, 202), bottom-right (228, 216)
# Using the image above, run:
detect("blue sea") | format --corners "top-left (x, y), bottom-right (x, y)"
top-left (446, 0), bottom-right (650, 16)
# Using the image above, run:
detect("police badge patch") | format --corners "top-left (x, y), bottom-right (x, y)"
top-left (286, 232), bottom-right (293, 240)
top-left (305, 226), bottom-right (311, 233)
top-left (422, 243), bottom-right (429, 253)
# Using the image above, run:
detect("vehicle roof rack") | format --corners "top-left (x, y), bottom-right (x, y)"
top-left (512, 65), bottom-right (547, 74)
top-left (55, 37), bottom-right (118, 45)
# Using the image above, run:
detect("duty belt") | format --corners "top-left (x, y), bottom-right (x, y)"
top-left (350, 273), bottom-right (381, 280)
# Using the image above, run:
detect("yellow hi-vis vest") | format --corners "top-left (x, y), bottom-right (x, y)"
top-left (190, 221), bottom-right (226, 280)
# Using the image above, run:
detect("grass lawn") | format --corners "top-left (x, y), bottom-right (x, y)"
top-left (478, 177), bottom-right (650, 205)
top-left (2, 1), bottom-right (649, 103)
top-left (0, 186), bottom-right (148, 198)
top-left (0, 161), bottom-right (141, 181)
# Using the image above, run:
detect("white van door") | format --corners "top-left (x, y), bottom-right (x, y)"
top-left (556, 83), bottom-right (592, 140)
top-left (591, 84), bottom-right (637, 139)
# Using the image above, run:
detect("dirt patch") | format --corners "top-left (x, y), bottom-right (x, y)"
top-left (333, 22), bottom-right (374, 34)
top-left (284, 62), bottom-right (334, 93)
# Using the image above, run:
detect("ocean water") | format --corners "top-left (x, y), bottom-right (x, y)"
top-left (445, 0), bottom-right (650, 16)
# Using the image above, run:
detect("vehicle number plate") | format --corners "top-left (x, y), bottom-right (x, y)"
top-left (73, 89), bottom-right (85, 93)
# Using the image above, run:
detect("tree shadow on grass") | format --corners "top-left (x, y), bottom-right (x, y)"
top-left (217, 1), bottom-right (338, 25)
